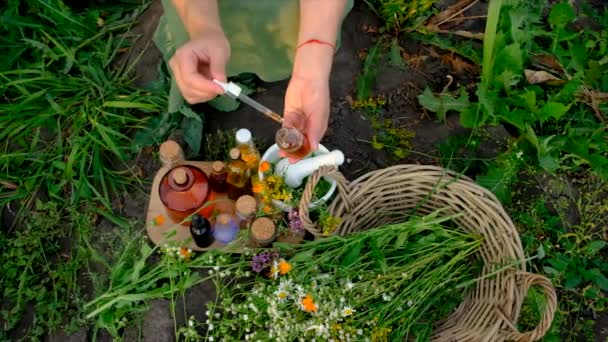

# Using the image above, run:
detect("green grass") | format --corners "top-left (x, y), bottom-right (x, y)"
top-left (0, 0), bottom-right (169, 339)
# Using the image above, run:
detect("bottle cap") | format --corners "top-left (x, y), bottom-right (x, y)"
top-left (212, 161), bottom-right (225, 172)
top-left (250, 217), bottom-right (276, 242)
top-left (159, 140), bottom-right (184, 165)
top-left (217, 213), bottom-right (232, 225)
top-left (229, 148), bottom-right (240, 160)
top-left (172, 167), bottom-right (189, 185)
top-left (235, 195), bottom-right (257, 216)
top-left (236, 128), bottom-right (252, 144)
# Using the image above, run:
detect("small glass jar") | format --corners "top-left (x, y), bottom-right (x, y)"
top-left (235, 195), bottom-right (257, 229)
top-left (209, 161), bottom-right (228, 193)
top-left (213, 214), bottom-right (239, 244)
top-left (249, 217), bottom-right (277, 248)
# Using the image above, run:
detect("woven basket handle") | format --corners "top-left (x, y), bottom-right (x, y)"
top-left (501, 272), bottom-right (558, 342)
top-left (298, 166), bottom-right (350, 236)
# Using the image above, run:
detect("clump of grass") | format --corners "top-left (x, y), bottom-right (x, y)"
top-left (0, 1), bottom-right (167, 213)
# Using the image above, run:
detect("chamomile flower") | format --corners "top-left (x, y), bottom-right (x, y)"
top-left (345, 281), bottom-right (354, 290)
top-left (275, 288), bottom-right (289, 303)
top-left (341, 306), bottom-right (355, 317)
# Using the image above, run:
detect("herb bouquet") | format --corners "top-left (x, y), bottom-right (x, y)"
top-left (205, 213), bottom-right (483, 341)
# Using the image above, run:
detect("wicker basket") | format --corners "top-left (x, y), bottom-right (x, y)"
top-left (297, 165), bottom-right (557, 342)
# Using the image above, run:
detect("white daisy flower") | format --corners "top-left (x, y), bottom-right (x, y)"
top-left (341, 306), bottom-right (355, 317)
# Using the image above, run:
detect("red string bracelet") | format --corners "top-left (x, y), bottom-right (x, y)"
top-left (296, 39), bottom-right (336, 51)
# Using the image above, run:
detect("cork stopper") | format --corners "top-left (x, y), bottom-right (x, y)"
top-left (212, 161), bottom-right (225, 173)
top-left (217, 213), bottom-right (232, 225)
top-left (235, 195), bottom-right (257, 216)
top-left (159, 140), bottom-right (184, 166)
top-left (250, 217), bottom-right (276, 242)
top-left (229, 148), bottom-right (240, 160)
top-left (172, 167), bottom-right (188, 185)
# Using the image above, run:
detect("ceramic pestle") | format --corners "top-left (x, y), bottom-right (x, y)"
top-left (274, 150), bottom-right (345, 188)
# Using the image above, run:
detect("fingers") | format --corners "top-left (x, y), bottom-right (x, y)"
top-left (169, 45), bottom-right (226, 104)
top-left (305, 107), bottom-right (329, 151)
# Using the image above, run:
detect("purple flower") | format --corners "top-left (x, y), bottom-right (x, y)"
top-left (288, 209), bottom-right (304, 234)
top-left (251, 250), bottom-right (279, 273)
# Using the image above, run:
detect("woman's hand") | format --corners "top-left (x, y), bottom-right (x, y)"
top-left (283, 76), bottom-right (330, 152)
top-left (169, 28), bottom-right (230, 104)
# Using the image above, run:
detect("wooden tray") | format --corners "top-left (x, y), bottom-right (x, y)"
top-left (145, 161), bottom-right (246, 252)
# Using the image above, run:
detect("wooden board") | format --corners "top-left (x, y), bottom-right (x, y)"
top-left (145, 161), bottom-right (246, 252)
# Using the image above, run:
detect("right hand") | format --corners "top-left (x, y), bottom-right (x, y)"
top-left (169, 28), bottom-right (231, 104)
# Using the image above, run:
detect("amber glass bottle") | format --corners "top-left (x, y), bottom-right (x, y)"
top-left (236, 128), bottom-right (261, 170)
top-left (275, 112), bottom-right (312, 160)
top-left (159, 165), bottom-right (210, 225)
top-left (226, 148), bottom-right (250, 200)
top-left (209, 161), bottom-right (228, 193)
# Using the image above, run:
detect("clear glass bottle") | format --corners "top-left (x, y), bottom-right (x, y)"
top-left (226, 148), bottom-right (250, 200)
top-left (159, 165), bottom-right (210, 225)
top-left (235, 195), bottom-right (257, 229)
top-left (209, 161), bottom-right (228, 193)
top-left (275, 112), bottom-right (312, 160)
top-left (236, 128), bottom-right (261, 170)
top-left (190, 214), bottom-right (214, 248)
top-left (213, 214), bottom-right (239, 244)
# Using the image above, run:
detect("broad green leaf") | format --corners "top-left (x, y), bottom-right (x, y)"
top-left (543, 266), bottom-right (559, 275)
top-left (596, 274), bottom-right (608, 292)
top-left (536, 245), bottom-right (545, 260)
top-left (131, 243), bottom-right (153, 283)
top-left (389, 38), bottom-right (405, 68)
top-left (564, 273), bottom-right (582, 289)
top-left (548, 2), bottom-right (575, 28)
top-left (290, 249), bottom-right (316, 263)
top-left (519, 90), bottom-right (537, 111)
top-left (182, 115), bottom-right (204, 157)
top-left (493, 43), bottom-right (523, 77)
top-left (538, 102), bottom-right (571, 122)
top-left (476, 166), bottom-right (513, 203)
top-left (494, 70), bottom-right (520, 92)
top-left (538, 154), bottom-right (560, 173)
top-left (586, 240), bottom-right (607, 255)
top-left (499, 109), bottom-right (528, 130)
top-left (341, 239), bottom-right (365, 267)
top-left (547, 255), bottom-right (569, 272)
top-left (417, 87), bottom-right (470, 122)
top-left (179, 106), bottom-right (202, 122)
top-left (459, 104), bottom-right (486, 128)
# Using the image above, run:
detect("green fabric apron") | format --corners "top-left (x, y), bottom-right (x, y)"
top-left (153, 0), bottom-right (354, 112)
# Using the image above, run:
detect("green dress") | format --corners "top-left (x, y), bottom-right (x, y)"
top-left (153, 0), bottom-right (354, 112)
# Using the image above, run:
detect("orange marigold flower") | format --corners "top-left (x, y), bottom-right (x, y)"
top-left (278, 259), bottom-right (292, 275)
top-left (301, 294), bottom-right (317, 312)
top-left (263, 205), bottom-right (273, 214)
top-left (179, 247), bottom-right (192, 259)
top-left (259, 161), bottom-right (271, 173)
top-left (153, 214), bottom-right (165, 226)
top-left (252, 182), bottom-right (265, 194)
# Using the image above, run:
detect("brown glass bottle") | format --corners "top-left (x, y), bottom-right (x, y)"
top-left (226, 148), bottom-right (250, 200)
top-left (275, 111), bottom-right (313, 160)
top-left (209, 161), bottom-right (228, 193)
top-left (159, 165), bottom-right (210, 225)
